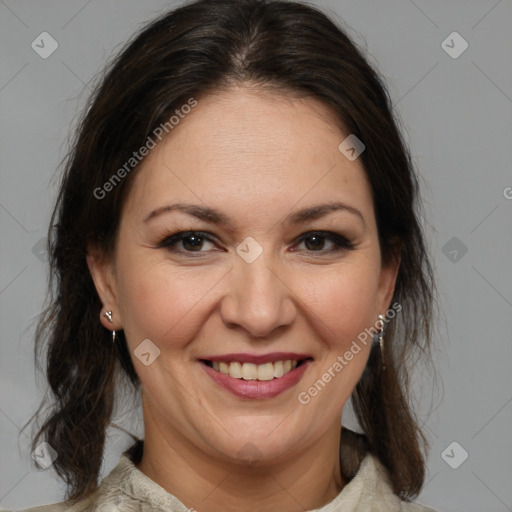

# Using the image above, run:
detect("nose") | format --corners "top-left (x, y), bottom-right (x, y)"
top-left (219, 255), bottom-right (297, 338)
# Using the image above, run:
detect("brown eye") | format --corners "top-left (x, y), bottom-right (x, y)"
top-left (159, 231), bottom-right (217, 254)
top-left (181, 234), bottom-right (206, 251)
top-left (295, 231), bottom-right (353, 254)
top-left (304, 234), bottom-right (327, 251)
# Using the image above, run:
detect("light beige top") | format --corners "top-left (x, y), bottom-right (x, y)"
top-left (9, 447), bottom-right (438, 512)
top-left (9, 426), bottom-right (436, 512)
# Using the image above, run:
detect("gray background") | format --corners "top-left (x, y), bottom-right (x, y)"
top-left (1, 0), bottom-right (511, 510)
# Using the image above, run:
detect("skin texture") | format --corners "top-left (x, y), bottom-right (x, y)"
top-left (87, 86), bottom-right (399, 512)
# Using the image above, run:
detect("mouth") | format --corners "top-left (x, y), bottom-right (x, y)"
top-left (198, 354), bottom-right (314, 400)
top-left (200, 358), bottom-right (313, 381)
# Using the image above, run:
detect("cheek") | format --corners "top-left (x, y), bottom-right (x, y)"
top-left (291, 263), bottom-right (381, 429)
top-left (115, 249), bottom-right (227, 348)
top-left (297, 260), bottom-right (381, 346)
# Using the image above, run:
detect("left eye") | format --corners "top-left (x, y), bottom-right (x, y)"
top-left (294, 231), bottom-right (353, 254)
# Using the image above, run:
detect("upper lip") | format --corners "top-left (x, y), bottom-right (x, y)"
top-left (199, 352), bottom-right (313, 364)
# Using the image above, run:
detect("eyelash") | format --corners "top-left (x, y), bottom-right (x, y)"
top-left (157, 230), bottom-right (354, 256)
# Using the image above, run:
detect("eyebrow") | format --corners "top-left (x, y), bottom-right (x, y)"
top-left (143, 201), bottom-right (365, 227)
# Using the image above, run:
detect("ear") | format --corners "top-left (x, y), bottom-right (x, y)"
top-left (376, 240), bottom-right (401, 314)
top-left (86, 243), bottom-right (122, 331)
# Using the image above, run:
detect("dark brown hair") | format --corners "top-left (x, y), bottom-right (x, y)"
top-left (23, 0), bottom-right (435, 502)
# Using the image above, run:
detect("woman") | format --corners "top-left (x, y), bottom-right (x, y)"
top-left (15, 0), bottom-right (438, 510)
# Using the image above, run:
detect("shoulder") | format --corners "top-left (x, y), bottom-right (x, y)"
top-left (7, 447), bottom-right (146, 512)
top-left (337, 429), bottom-right (439, 512)
top-left (367, 455), bottom-right (439, 512)
top-left (6, 474), bottom-right (101, 512)
top-left (400, 501), bottom-right (439, 512)
top-left (4, 498), bottom-right (95, 512)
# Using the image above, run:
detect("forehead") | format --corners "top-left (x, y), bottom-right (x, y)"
top-left (123, 86), bottom-right (374, 226)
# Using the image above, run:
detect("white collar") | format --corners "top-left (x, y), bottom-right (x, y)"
top-left (83, 450), bottom-right (410, 512)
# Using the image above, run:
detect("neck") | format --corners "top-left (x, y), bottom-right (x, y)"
top-left (135, 403), bottom-right (344, 512)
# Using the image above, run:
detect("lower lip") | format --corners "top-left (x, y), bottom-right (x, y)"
top-left (199, 360), bottom-right (312, 399)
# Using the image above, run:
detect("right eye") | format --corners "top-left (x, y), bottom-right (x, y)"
top-left (159, 230), bottom-right (218, 255)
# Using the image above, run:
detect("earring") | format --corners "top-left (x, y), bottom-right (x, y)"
top-left (103, 310), bottom-right (116, 344)
top-left (377, 313), bottom-right (387, 370)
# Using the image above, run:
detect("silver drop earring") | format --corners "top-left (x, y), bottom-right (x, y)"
top-left (104, 310), bottom-right (116, 344)
top-left (377, 313), bottom-right (387, 370)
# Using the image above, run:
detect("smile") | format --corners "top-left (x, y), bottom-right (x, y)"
top-left (202, 359), bottom-right (310, 381)
top-left (198, 356), bottom-right (313, 399)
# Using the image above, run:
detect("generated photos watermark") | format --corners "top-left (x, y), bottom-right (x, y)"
top-left (297, 302), bottom-right (401, 405)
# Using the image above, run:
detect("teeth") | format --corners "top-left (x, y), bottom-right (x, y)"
top-left (212, 360), bottom-right (300, 380)
top-left (258, 363), bottom-right (274, 381)
top-left (242, 363), bottom-right (259, 380)
top-left (229, 361), bottom-right (242, 379)
top-left (273, 360), bottom-right (284, 378)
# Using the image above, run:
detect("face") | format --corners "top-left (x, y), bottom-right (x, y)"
top-left (88, 86), bottom-right (398, 466)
